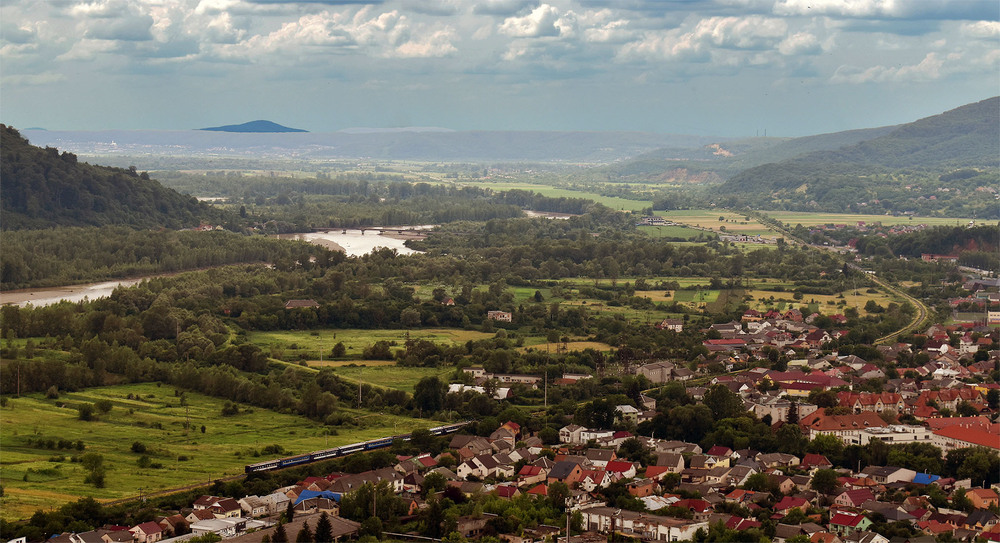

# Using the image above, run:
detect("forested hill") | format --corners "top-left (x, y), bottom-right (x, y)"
top-left (714, 97), bottom-right (1000, 217)
top-left (0, 125), bottom-right (215, 230)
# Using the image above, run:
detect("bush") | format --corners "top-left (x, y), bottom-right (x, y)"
top-left (131, 441), bottom-right (147, 454)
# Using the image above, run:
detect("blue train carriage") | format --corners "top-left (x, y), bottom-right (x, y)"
top-left (364, 437), bottom-right (395, 450)
top-left (278, 453), bottom-right (313, 468)
top-left (245, 458), bottom-right (282, 473)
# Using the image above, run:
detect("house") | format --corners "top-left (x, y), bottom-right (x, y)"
top-left (547, 461), bottom-right (584, 485)
top-left (518, 465), bottom-right (547, 486)
top-left (835, 489), bottom-right (875, 508)
top-left (830, 512), bottom-right (872, 536)
top-left (774, 496), bottom-right (809, 514)
top-left (616, 404), bottom-right (640, 424)
top-left (157, 515), bottom-right (188, 538)
top-left (495, 485), bottom-right (521, 500)
top-left (579, 506), bottom-right (708, 542)
top-left (260, 491), bottom-right (290, 515)
top-left (559, 424), bottom-right (586, 444)
top-left (185, 510), bottom-right (216, 525)
top-left (627, 478), bottom-right (658, 498)
top-left (129, 522), bottom-right (163, 543)
top-left (968, 488), bottom-right (1000, 510)
top-left (655, 452), bottom-right (686, 473)
top-left (238, 496), bottom-right (268, 518)
top-left (101, 530), bottom-right (137, 543)
top-left (636, 361), bottom-right (677, 384)
top-left (799, 412), bottom-right (889, 444)
top-left (859, 466), bottom-right (916, 485)
top-left (932, 426), bottom-right (1000, 453)
top-left (584, 448), bottom-right (617, 468)
top-left (657, 319), bottom-right (684, 332)
top-left (487, 310), bottom-right (513, 322)
top-left (605, 460), bottom-right (638, 479)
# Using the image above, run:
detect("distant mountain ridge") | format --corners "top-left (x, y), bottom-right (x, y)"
top-left (21, 130), bottom-right (719, 162)
top-left (0, 125), bottom-right (216, 230)
top-left (714, 96), bottom-right (1000, 217)
top-left (200, 120), bottom-right (307, 133)
top-left (720, 96), bottom-right (1000, 194)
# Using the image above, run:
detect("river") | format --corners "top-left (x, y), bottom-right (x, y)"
top-left (275, 227), bottom-right (432, 257)
top-left (0, 279), bottom-right (149, 308)
top-left (1, 228), bottom-right (432, 308)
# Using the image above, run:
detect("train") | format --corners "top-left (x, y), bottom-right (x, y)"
top-left (244, 421), bottom-right (472, 474)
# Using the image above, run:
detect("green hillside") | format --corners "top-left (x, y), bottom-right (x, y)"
top-left (715, 97), bottom-right (1000, 218)
top-left (0, 125), bottom-right (215, 230)
top-left (600, 125), bottom-right (896, 183)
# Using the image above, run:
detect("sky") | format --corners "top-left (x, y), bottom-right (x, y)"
top-left (1, 0), bottom-right (998, 137)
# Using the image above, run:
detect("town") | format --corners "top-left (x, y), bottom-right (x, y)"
top-left (27, 309), bottom-right (999, 543)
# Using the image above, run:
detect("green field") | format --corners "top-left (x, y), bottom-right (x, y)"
top-left (248, 328), bottom-right (495, 361)
top-left (0, 383), bottom-right (441, 521)
top-left (764, 211), bottom-right (975, 227)
top-left (671, 290), bottom-right (721, 303)
top-left (316, 364), bottom-right (455, 393)
top-left (654, 209), bottom-right (774, 236)
top-left (449, 181), bottom-right (652, 212)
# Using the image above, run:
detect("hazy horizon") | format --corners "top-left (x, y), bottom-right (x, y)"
top-left (2, 0), bottom-right (998, 138)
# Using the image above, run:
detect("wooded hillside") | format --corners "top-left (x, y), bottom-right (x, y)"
top-left (0, 125), bottom-right (215, 230)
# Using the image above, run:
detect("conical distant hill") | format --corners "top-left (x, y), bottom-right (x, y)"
top-left (199, 120), bottom-right (307, 133)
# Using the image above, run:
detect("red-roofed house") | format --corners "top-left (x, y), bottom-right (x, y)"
top-left (605, 460), bottom-right (638, 479)
top-left (517, 465), bottom-right (547, 486)
top-left (495, 485), bottom-right (520, 500)
top-left (707, 445), bottom-right (733, 457)
top-left (774, 496), bottom-right (809, 514)
top-left (834, 489), bottom-right (874, 508)
top-left (799, 412), bottom-right (888, 442)
top-left (526, 483), bottom-right (548, 497)
top-left (829, 512), bottom-right (871, 536)
top-left (578, 469), bottom-right (610, 492)
top-left (932, 426), bottom-right (1000, 453)
top-left (130, 522), bottom-right (163, 543)
top-left (801, 454), bottom-right (833, 471)
top-left (726, 516), bottom-right (762, 531)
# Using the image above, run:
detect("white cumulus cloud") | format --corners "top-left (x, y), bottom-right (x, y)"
top-left (499, 4), bottom-right (562, 37)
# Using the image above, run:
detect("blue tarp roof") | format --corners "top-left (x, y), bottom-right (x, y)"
top-left (912, 473), bottom-right (940, 485)
top-left (294, 489), bottom-right (340, 504)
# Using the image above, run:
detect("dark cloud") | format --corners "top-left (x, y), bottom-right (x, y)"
top-left (1, 23), bottom-right (37, 44)
top-left (85, 15), bottom-right (154, 41)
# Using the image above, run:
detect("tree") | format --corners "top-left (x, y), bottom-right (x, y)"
top-left (285, 500), bottom-right (295, 523)
top-left (77, 403), bottom-right (95, 421)
top-left (422, 472), bottom-right (448, 498)
top-left (271, 523), bottom-right (288, 543)
top-left (810, 469), bottom-right (839, 495)
top-left (703, 384), bottom-right (744, 420)
top-left (295, 522), bottom-right (313, 543)
top-left (414, 376), bottom-right (446, 414)
top-left (548, 481), bottom-right (570, 512)
top-left (360, 517), bottom-right (383, 539)
top-left (314, 513), bottom-right (333, 543)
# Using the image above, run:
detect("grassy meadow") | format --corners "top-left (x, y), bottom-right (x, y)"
top-left (656, 210), bottom-right (776, 237)
top-left (765, 211), bottom-right (975, 228)
top-left (247, 328), bottom-right (494, 361)
top-left (0, 383), bottom-right (441, 521)
top-left (311, 364), bottom-right (455, 393)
